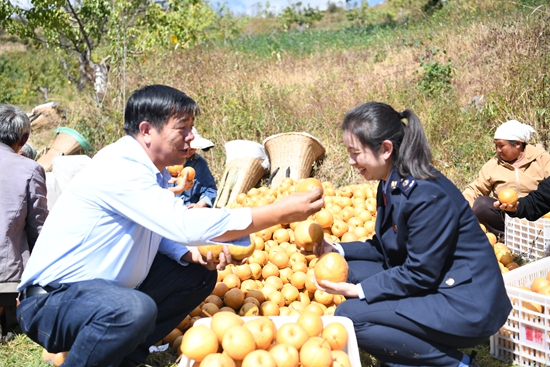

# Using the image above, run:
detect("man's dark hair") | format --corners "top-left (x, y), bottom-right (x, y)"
top-left (123, 85), bottom-right (200, 135)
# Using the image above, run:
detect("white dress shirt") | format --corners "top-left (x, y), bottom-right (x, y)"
top-left (19, 135), bottom-right (251, 290)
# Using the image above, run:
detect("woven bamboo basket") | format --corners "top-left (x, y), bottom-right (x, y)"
top-left (37, 127), bottom-right (91, 172)
top-left (214, 140), bottom-right (269, 207)
top-left (263, 132), bottom-right (325, 189)
top-left (29, 102), bottom-right (61, 131)
top-left (215, 157), bottom-right (267, 208)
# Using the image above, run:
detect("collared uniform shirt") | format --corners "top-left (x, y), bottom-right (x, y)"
top-left (18, 136), bottom-right (251, 290)
top-left (338, 167), bottom-right (512, 337)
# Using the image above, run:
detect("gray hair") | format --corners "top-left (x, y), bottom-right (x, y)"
top-left (0, 104), bottom-right (31, 147)
top-left (19, 142), bottom-right (37, 160)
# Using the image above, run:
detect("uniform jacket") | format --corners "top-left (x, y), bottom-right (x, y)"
top-left (463, 144), bottom-right (550, 205)
top-left (182, 153), bottom-right (217, 207)
top-left (341, 168), bottom-right (512, 337)
top-left (510, 176), bottom-right (550, 221)
top-left (0, 142), bottom-right (48, 293)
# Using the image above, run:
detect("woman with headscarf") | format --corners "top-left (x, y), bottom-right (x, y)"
top-left (181, 127), bottom-right (217, 208)
top-left (462, 120), bottom-right (550, 239)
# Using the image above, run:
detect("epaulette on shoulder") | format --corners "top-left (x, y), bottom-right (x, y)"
top-left (398, 176), bottom-right (417, 197)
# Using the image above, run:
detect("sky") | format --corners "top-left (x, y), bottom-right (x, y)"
top-left (12, 0), bottom-right (385, 17)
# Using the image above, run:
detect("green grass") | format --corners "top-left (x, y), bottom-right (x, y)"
top-left (219, 26), bottom-right (394, 57)
top-left (0, 330), bottom-right (50, 367)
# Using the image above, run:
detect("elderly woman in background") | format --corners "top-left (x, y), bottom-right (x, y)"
top-left (0, 104), bottom-right (48, 340)
top-left (463, 120), bottom-right (550, 240)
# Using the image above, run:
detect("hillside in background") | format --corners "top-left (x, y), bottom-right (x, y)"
top-left (1, 0), bottom-right (549, 191)
top-left (1, 1), bottom-right (549, 365)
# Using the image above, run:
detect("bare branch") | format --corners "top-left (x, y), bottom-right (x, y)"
top-left (65, 0), bottom-right (94, 57)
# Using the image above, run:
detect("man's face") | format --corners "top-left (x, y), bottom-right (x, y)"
top-left (149, 113), bottom-right (195, 169)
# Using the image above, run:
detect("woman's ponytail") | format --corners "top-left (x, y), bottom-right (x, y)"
top-left (396, 109), bottom-right (437, 180)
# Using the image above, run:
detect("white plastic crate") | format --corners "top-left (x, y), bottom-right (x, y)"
top-left (490, 257), bottom-right (550, 366)
top-left (505, 215), bottom-right (550, 261)
top-left (178, 315), bottom-right (361, 367)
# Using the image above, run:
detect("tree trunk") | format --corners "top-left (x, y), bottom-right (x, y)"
top-left (77, 50), bottom-right (96, 91)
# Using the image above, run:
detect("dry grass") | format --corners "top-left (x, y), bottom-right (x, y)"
top-left (0, 41), bottom-right (25, 55)
top-left (85, 0), bottom-right (543, 191)
top-left (20, 1), bottom-right (548, 192)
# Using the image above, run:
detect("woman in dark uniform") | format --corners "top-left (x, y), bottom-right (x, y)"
top-left (315, 102), bottom-right (512, 367)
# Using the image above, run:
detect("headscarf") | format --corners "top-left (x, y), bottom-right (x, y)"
top-left (494, 120), bottom-right (536, 142)
top-left (190, 127), bottom-right (214, 150)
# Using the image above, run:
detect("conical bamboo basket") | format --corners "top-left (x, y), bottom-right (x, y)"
top-left (214, 140), bottom-right (269, 208)
top-left (263, 132), bottom-right (325, 189)
top-left (37, 127), bottom-right (91, 172)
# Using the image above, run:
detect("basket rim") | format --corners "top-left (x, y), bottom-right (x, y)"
top-left (262, 132), bottom-right (325, 149)
top-left (263, 132), bottom-right (325, 161)
top-left (55, 127), bottom-right (92, 151)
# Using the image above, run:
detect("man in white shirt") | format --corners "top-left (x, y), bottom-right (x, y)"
top-left (17, 85), bottom-right (324, 367)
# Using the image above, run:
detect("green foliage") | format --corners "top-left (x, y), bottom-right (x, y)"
top-left (278, 2), bottom-right (323, 30)
top-left (388, 0), bottom-right (431, 8)
top-left (417, 48), bottom-right (454, 96)
top-left (211, 5), bottom-right (246, 42)
top-left (142, 0), bottom-right (217, 49)
top-left (1, 0), bottom-right (231, 92)
top-left (421, 0), bottom-right (443, 14)
top-left (223, 26), bottom-right (393, 57)
top-left (0, 50), bottom-right (67, 106)
top-left (69, 105), bottom-right (121, 153)
top-left (103, 0), bottom-right (145, 59)
top-left (0, 0), bottom-right (113, 89)
top-left (346, 1), bottom-right (371, 26)
top-left (346, 0), bottom-right (395, 28)
top-left (397, 36), bottom-right (424, 50)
